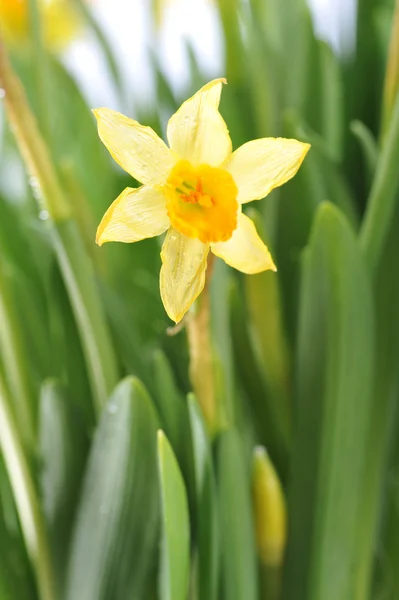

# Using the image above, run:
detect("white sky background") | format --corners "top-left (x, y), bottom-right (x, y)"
top-left (63, 0), bottom-right (357, 113)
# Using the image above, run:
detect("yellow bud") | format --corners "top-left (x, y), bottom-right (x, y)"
top-left (251, 446), bottom-right (287, 567)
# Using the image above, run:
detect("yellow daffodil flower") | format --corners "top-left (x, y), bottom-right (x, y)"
top-left (0, 0), bottom-right (81, 49)
top-left (94, 79), bottom-right (310, 323)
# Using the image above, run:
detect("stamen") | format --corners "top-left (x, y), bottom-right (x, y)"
top-left (182, 181), bottom-right (195, 191)
top-left (166, 159), bottom-right (238, 243)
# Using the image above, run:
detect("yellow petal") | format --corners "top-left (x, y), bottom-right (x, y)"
top-left (225, 138), bottom-right (310, 203)
top-left (167, 79), bottom-right (232, 167)
top-left (96, 186), bottom-right (169, 246)
top-left (160, 229), bottom-right (209, 322)
top-left (211, 213), bottom-right (276, 274)
top-left (93, 108), bottom-right (176, 185)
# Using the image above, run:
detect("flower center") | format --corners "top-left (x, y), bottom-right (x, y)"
top-left (164, 160), bottom-right (239, 244)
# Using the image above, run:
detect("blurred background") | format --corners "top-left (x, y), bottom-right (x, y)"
top-left (1, 0), bottom-right (399, 599)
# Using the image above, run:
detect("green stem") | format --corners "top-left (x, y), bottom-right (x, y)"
top-left (0, 377), bottom-right (56, 600)
top-left (28, 0), bottom-right (51, 145)
top-left (360, 89), bottom-right (399, 270)
top-left (0, 260), bottom-right (36, 452)
top-left (382, 0), bottom-right (399, 135)
top-left (186, 255), bottom-right (220, 434)
top-left (0, 37), bottom-right (118, 413)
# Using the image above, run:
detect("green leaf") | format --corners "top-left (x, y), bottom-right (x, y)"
top-left (283, 203), bottom-right (374, 600)
top-left (210, 260), bottom-right (237, 426)
top-left (350, 120), bottom-right (378, 184)
top-left (152, 350), bottom-right (193, 496)
top-left (276, 113), bottom-right (357, 342)
top-left (360, 89), bottom-right (399, 270)
top-left (39, 379), bottom-right (88, 588)
top-left (65, 377), bottom-right (160, 600)
top-left (354, 190), bottom-right (399, 598)
top-left (245, 209), bottom-right (292, 463)
top-left (52, 218), bottom-right (119, 413)
top-left (0, 377), bottom-right (56, 600)
top-left (0, 259), bottom-right (35, 451)
top-left (152, 349), bottom-right (186, 453)
top-left (319, 41), bottom-right (344, 161)
top-left (157, 430), bottom-right (190, 600)
top-left (216, 428), bottom-right (258, 600)
top-left (230, 281), bottom-right (286, 475)
top-left (187, 395), bottom-right (219, 600)
top-left (0, 469), bottom-right (35, 600)
top-left (48, 266), bottom-right (93, 425)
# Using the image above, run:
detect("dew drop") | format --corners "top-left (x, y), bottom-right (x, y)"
top-left (29, 176), bottom-right (39, 188)
top-left (39, 210), bottom-right (49, 221)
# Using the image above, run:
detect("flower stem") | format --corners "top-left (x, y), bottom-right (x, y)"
top-left (0, 377), bottom-right (57, 600)
top-left (28, 0), bottom-right (52, 146)
top-left (186, 254), bottom-right (220, 433)
top-left (382, 0), bottom-right (399, 135)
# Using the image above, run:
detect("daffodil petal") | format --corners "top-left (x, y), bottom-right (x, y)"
top-left (167, 79), bottom-right (232, 167)
top-left (160, 229), bottom-right (209, 322)
top-left (225, 138), bottom-right (310, 203)
top-left (93, 108), bottom-right (176, 185)
top-left (96, 186), bottom-right (169, 246)
top-left (211, 213), bottom-right (276, 274)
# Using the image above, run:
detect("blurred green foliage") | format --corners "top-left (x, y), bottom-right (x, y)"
top-left (1, 0), bottom-right (399, 598)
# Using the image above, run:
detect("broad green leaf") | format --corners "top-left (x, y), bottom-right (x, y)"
top-left (376, 434), bottom-right (399, 599)
top-left (283, 203), bottom-right (374, 600)
top-left (281, 5), bottom-right (322, 131)
top-left (187, 395), bottom-right (219, 600)
top-left (275, 113), bottom-right (322, 343)
top-left (350, 0), bottom-right (385, 139)
top-left (39, 379), bottom-right (88, 588)
top-left (216, 0), bottom-right (256, 146)
top-left (245, 13), bottom-right (280, 137)
top-left (354, 184), bottom-right (399, 597)
top-left (284, 115), bottom-right (358, 227)
top-left (0, 377), bottom-right (56, 600)
top-left (216, 428), bottom-right (258, 600)
top-left (245, 209), bottom-right (292, 463)
top-left (152, 349), bottom-right (186, 453)
top-left (0, 463), bottom-right (35, 600)
top-left (157, 430), bottom-right (190, 600)
top-left (276, 113), bottom-right (357, 342)
top-left (319, 41), bottom-right (344, 161)
top-left (0, 47), bottom-right (118, 414)
top-left (350, 120), bottom-right (378, 184)
top-left (152, 350), bottom-right (193, 496)
top-left (210, 259), bottom-right (236, 426)
top-left (65, 377), bottom-right (160, 600)
top-left (52, 218), bottom-right (119, 413)
top-left (360, 89), bottom-right (399, 270)
top-left (230, 281), bottom-right (287, 476)
top-left (0, 258), bottom-right (35, 452)
top-left (48, 266), bottom-right (93, 425)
